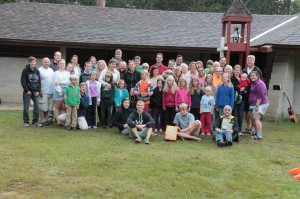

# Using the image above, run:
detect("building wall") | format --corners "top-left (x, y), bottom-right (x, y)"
top-left (293, 56), bottom-right (300, 117)
top-left (0, 57), bottom-right (42, 104)
top-left (267, 55), bottom-right (299, 118)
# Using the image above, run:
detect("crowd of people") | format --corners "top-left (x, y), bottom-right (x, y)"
top-left (20, 49), bottom-right (269, 146)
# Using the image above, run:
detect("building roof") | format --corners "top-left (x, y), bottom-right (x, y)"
top-left (0, 2), bottom-right (298, 50)
top-left (224, 0), bottom-right (252, 18)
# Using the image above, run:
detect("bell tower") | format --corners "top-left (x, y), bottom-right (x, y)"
top-left (218, 0), bottom-right (252, 66)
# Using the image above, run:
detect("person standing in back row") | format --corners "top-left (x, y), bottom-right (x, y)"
top-left (21, 56), bottom-right (42, 127)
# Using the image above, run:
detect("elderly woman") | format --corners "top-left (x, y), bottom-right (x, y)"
top-left (213, 105), bottom-right (239, 147)
top-left (248, 71), bottom-right (269, 140)
top-left (98, 59), bottom-right (120, 87)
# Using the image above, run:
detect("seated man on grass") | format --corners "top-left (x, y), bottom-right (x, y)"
top-left (213, 105), bottom-right (239, 147)
top-left (127, 100), bottom-right (155, 144)
top-left (173, 103), bottom-right (201, 142)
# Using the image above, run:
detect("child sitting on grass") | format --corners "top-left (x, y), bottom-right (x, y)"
top-left (64, 75), bottom-right (80, 131)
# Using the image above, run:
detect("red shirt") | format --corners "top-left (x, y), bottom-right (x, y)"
top-left (150, 63), bottom-right (167, 75)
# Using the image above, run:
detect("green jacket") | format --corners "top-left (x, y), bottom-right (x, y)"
top-left (64, 84), bottom-right (80, 106)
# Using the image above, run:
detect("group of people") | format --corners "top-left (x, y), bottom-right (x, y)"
top-left (21, 49), bottom-right (269, 146)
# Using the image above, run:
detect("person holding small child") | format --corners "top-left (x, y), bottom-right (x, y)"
top-left (64, 75), bottom-right (81, 131)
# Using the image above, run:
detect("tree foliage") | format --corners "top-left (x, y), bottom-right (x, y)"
top-left (2, 0), bottom-right (300, 15)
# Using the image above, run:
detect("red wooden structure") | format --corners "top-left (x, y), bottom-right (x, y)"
top-left (222, 0), bottom-right (252, 66)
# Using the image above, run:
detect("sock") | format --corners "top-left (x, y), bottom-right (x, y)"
top-left (256, 132), bottom-right (262, 138)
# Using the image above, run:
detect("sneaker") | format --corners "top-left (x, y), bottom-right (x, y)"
top-left (217, 141), bottom-right (226, 147)
top-left (238, 132), bottom-right (243, 137)
top-left (243, 128), bottom-right (252, 134)
top-left (32, 122), bottom-right (43, 127)
top-left (65, 125), bottom-right (71, 130)
top-left (135, 138), bottom-right (142, 143)
top-left (24, 123), bottom-right (30, 127)
top-left (144, 138), bottom-right (150, 144)
top-left (88, 126), bottom-right (91, 129)
top-left (58, 124), bottom-right (64, 128)
top-left (92, 126), bottom-right (97, 129)
top-left (206, 133), bottom-right (211, 136)
top-left (251, 132), bottom-right (257, 139)
top-left (200, 132), bottom-right (205, 136)
top-left (153, 129), bottom-right (158, 133)
top-left (42, 120), bottom-right (53, 126)
top-left (226, 139), bottom-right (233, 146)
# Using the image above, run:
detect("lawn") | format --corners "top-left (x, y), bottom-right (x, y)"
top-left (0, 110), bottom-right (299, 198)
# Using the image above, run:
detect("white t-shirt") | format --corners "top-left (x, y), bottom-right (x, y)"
top-left (38, 66), bottom-right (54, 94)
top-left (53, 70), bottom-right (70, 93)
top-left (98, 68), bottom-right (120, 86)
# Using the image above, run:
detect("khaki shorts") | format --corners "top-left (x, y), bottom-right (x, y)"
top-left (39, 94), bottom-right (53, 112)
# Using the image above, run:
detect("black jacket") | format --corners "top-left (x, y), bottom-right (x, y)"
top-left (113, 107), bottom-right (133, 131)
top-left (124, 70), bottom-right (141, 92)
top-left (150, 87), bottom-right (163, 108)
top-left (20, 65), bottom-right (41, 93)
top-left (213, 115), bottom-right (239, 133)
top-left (127, 111), bottom-right (155, 129)
top-left (242, 66), bottom-right (263, 79)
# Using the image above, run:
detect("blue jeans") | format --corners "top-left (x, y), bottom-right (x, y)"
top-left (23, 92), bottom-right (39, 123)
top-left (233, 101), bottom-right (245, 132)
top-left (215, 130), bottom-right (232, 142)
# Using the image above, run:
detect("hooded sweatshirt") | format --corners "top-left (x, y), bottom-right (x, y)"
top-left (127, 110), bottom-right (155, 129)
top-left (20, 65), bottom-right (41, 93)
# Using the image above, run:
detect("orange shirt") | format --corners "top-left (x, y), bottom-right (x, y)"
top-left (213, 73), bottom-right (223, 89)
top-left (140, 81), bottom-right (150, 105)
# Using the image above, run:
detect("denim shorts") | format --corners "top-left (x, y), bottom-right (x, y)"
top-left (250, 104), bottom-right (269, 116)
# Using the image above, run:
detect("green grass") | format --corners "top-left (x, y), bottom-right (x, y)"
top-left (0, 111), bottom-right (299, 198)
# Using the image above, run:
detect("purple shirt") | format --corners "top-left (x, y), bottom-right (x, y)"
top-left (89, 81), bottom-right (98, 97)
top-left (248, 79), bottom-right (269, 106)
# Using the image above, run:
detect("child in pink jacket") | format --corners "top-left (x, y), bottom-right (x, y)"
top-left (162, 76), bottom-right (177, 126)
top-left (175, 77), bottom-right (191, 112)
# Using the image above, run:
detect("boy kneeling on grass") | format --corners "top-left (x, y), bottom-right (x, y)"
top-left (64, 75), bottom-right (80, 131)
top-left (213, 105), bottom-right (239, 147)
